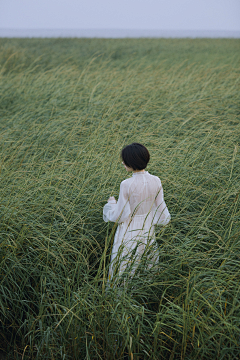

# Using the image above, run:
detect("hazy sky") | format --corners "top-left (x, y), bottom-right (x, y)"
top-left (0, 0), bottom-right (239, 31)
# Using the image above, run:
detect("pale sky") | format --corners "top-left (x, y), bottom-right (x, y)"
top-left (0, 0), bottom-right (239, 31)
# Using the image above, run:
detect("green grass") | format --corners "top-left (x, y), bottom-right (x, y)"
top-left (0, 38), bottom-right (240, 359)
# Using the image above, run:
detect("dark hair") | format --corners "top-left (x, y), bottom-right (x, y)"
top-left (121, 143), bottom-right (150, 170)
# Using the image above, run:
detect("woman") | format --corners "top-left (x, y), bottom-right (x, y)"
top-left (103, 143), bottom-right (171, 278)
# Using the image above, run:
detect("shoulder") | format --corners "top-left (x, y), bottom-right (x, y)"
top-left (147, 172), bottom-right (163, 190)
top-left (147, 172), bottom-right (162, 183)
top-left (119, 177), bottom-right (133, 196)
top-left (120, 177), bottom-right (134, 188)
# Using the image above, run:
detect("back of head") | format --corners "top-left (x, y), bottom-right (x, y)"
top-left (121, 143), bottom-right (150, 170)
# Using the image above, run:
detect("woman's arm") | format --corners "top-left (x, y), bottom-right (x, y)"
top-left (103, 180), bottom-right (131, 223)
top-left (153, 179), bottom-right (171, 226)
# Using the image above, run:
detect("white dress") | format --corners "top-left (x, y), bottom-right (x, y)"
top-left (103, 171), bottom-right (171, 278)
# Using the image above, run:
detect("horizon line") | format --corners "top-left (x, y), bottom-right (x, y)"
top-left (1, 28), bottom-right (240, 38)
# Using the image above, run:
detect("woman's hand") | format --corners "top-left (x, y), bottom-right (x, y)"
top-left (108, 196), bottom-right (116, 203)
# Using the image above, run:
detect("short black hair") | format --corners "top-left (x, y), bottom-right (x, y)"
top-left (121, 143), bottom-right (150, 170)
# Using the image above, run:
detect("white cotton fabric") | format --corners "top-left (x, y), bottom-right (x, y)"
top-left (103, 171), bottom-right (171, 278)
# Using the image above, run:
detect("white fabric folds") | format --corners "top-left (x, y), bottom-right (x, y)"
top-left (103, 171), bottom-right (171, 278)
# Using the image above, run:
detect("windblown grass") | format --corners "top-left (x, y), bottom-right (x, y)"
top-left (0, 38), bottom-right (239, 359)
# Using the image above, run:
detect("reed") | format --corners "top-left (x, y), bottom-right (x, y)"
top-left (0, 38), bottom-right (239, 359)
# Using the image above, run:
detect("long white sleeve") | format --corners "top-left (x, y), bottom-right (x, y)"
top-left (103, 180), bottom-right (131, 223)
top-left (153, 179), bottom-right (171, 226)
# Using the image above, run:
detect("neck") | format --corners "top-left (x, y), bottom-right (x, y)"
top-left (133, 169), bottom-right (145, 173)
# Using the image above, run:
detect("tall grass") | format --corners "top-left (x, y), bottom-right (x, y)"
top-left (0, 38), bottom-right (239, 359)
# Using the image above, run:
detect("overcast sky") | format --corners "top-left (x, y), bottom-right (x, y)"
top-left (0, 0), bottom-right (239, 31)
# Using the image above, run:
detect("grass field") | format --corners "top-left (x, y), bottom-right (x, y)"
top-left (0, 38), bottom-right (240, 359)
